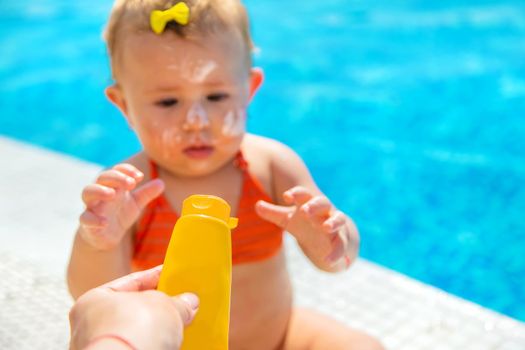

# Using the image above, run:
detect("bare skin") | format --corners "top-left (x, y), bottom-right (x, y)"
top-left (67, 30), bottom-right (384, 350)
top-left (68, 136), bottom-right (382, 350)
top-left (69, 266), bottom-right (199, 350)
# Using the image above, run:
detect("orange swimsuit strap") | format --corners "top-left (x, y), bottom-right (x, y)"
top-left (132, 152), bottom-right (283, 270)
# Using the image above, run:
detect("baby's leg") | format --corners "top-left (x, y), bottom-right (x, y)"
top-left (281, 307), bottom-right (385, 350)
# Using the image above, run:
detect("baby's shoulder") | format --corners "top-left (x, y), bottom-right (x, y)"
top-left (242, 134), bottom-right (315, 202)
top-left (243, 133), bottom-right (296, 160)
top-left (243, 133), bottom-right (304, 167)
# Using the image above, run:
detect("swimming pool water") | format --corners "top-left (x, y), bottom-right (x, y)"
top-left (1, 0), bottom-right (524, 321)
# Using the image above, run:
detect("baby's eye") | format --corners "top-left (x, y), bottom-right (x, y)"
top-left (207, 93), bottom-right (229, 102)
top-left (155, 98), bottom-right (178, 108)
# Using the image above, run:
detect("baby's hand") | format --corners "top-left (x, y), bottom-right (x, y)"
top-left (79, 164), bottom-right (165, 250)
top-left (255, 186), bottom-right (357, 269)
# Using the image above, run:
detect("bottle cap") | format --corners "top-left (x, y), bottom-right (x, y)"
top-left (181, 195), bottom-right (238, 229)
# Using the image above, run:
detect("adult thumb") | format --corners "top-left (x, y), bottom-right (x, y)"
top-left (175, 293), bottom-right (200, 326)
top-left (255, 200), bottom-right (292, 229)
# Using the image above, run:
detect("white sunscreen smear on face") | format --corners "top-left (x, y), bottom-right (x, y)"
top-left (222, 109), bottom-right (246, 137)
top-left (153, 120), bottom-right (183, 144)
top-left (185, 103), bottom-right (209, 129)
top-left (189, 60), bottom-right (218, 83)
top-left (159, 127), bottom-right (183, 158)
top-left (171, 58), bottom-right (218, 83)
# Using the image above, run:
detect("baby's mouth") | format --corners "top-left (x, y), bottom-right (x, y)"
top-left (183, 144), bottom-right (215, 159)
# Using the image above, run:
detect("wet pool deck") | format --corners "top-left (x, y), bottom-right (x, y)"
top-left (1, 135), bottom-right (524, 349)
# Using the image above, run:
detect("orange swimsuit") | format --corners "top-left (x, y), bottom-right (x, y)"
top-left (132, 152), bottom-right (283, 270)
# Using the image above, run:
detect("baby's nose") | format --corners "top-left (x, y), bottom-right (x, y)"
top-left (182, 103), bottom-right (210, 131)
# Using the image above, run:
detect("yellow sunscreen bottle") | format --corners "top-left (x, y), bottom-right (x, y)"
top-left (157, 195), bottom-right (237, 350)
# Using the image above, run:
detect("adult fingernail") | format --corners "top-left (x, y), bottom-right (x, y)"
top-left (180, 293), bottom-right (200, 311)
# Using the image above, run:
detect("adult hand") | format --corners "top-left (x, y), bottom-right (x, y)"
top-left (69, 266), bottom-right (199, 350)
top-left (79, 163), bottom-right (165, 250)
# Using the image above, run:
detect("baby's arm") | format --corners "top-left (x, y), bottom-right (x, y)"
top-left (67, 164), bottom-right (164, 299)
top-left (255, 141), bottom-right (359, 273)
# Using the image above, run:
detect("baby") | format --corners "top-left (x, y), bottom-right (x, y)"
top-left (67, 1), bottom-right (384, 349)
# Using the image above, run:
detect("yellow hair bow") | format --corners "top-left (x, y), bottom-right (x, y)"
top-left (150, 2), bottom-right (190, 35)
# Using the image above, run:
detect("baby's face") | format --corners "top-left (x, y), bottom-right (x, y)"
top-left (113, 31), bottom-right (253, 177)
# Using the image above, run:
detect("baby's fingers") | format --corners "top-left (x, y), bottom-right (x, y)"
top-left (324, 238), bottom-right (347, 265)
top-left (96, 169), bottom-right (137, 191)
top-left (283, 186), bottom-right (313, 206)
top-left (113, 163), bottom-right (144, 182)
top-left (302, 196), bottom-right (332, 223)
top-left (322, 211), bottom-right (347, 233)
top-left (255, 200), bottom-right (293, 229)
top-left (82, 184), bottom-right (116, 207)
top-left (131, 178), bottom-right (165, 210)
top-left (79, 210), bottom-right (108, 228)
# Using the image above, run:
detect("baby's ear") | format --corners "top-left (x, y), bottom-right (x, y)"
top-left (248, 67), bottom-right (264, 101)
top-left (105, 85), bottom-right (133, 127)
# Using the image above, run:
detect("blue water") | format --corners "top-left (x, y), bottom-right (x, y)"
top-left (1, 1), bottom-right (524, 321)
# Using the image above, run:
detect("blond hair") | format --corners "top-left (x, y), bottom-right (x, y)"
top-left (103, 0), bottom-right (254, 77)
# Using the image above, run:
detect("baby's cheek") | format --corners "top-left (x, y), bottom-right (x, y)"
top-left (160, 127), bottom-right (183, 146)
top-left (147, 123), bottom-right (184, 158)
top-left (220, 108), bottom-right (246, 138)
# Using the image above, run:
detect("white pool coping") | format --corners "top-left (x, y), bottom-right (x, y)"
top-left (1, 135), bottom-right (524, 349)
